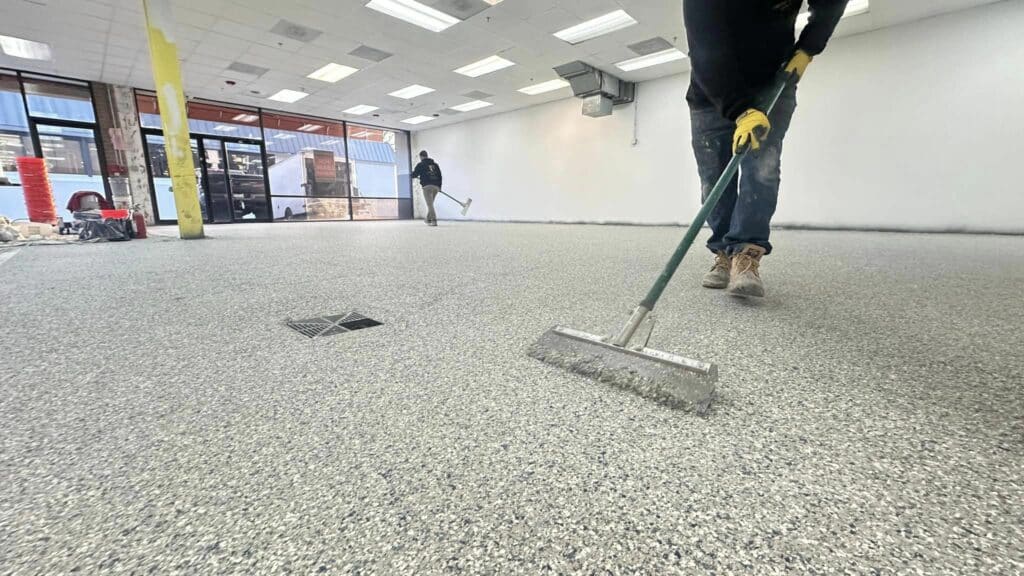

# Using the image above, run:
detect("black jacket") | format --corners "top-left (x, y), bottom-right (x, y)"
top-left (412, 158), bottom-right (442, 188)
top-left (684, 0), bottom-right (849, 121)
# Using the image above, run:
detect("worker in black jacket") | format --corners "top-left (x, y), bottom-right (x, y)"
top-left (685, 0), bottom-right (849, 297)
top-left (411, 151), bottom-right (443, 226)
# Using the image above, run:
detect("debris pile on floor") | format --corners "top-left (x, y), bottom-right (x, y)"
top-left (0, 216), bottom-right (23, 243)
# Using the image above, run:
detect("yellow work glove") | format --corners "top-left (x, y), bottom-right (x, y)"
top-left (733, 109), bottom-right (771, 154)
top-left (785, 49), bottom-right (813, 81)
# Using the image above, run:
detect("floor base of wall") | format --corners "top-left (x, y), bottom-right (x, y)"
top-left (433, 218), bottom-right (1024, 237)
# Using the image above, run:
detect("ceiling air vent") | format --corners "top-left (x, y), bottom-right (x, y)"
top-left (349, 45), bottom-right (393, 62)
top-left (627, 37), bottom-right (674, 56)
top-left (226, 62), bottom-right (270, 78)
top-left (270, 19), bottom-right (323, 43)
top-left (428, 0), bottom-right (489, 19)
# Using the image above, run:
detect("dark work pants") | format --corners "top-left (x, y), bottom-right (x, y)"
top-left (688, 84), bottom-right (798, 256)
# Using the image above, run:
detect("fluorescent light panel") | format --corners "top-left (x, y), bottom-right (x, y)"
top-left (0, 35), bottom-right (52, 60)
top-left (454, 55), bottom-right (515, 78)
top-left (297, 124), bottom-right (323, 132)
top-left (797, 0), bottom-right (869, 29)
top-left (213, 125), bottom-right (237, 132)
top-left (401, 115), bottom-right (435, 125)
top-left (232, 114), bottom-right (259, 122)
top-left (554, 9), bottom-right (637, 44)
top-left (616, 48), bottom-right (687, 72)
top-left (268, 89), bottom-right (309, 103)
top-left (450, 100), bottom-right (493, 112)
top-left (389, 84), bottom-right (434, 99)
top-left (307, 62), bottom-right (359, 83)
top-left (518, 79), bottom-right (570, 96)
top-left (365, 0), bottom-right (460, 32)
top-left (344, 104), bottom-right (379, 115)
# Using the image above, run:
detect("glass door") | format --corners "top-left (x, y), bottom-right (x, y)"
top-left (224, 141), bottom-right (268, 221)
top-left (145, 133), bottom-right (201, 223)
top-left (144, 132), bottom-right (271, 224)
top-left (199, 138), bottom-right (232, 223)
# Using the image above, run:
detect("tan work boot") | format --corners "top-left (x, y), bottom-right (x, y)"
top-left (701, 251), bottom-right (731, 289)
top-left (727, 244), bottom-right (767, 297)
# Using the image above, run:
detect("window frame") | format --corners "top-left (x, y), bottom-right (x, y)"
top-left (0, 69), bottom-right (110, 199)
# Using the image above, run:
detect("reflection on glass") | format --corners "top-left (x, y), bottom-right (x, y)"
top-left (36, 124), bottom-right (103, 220)
top-left (271, 196), bottom-right (350, 221)
top-left (188, 101), bottom-right (262, 139)
top-left (23, 78), bottom-right (96, 123)
top-left (347, 124), bottom-right (403, 199)
top-left (264, 113), bottom-right (350, 208)
top-left (352, 198), bottom-right (400, 220)
top-left (136, 94), bottom-right (263, 139)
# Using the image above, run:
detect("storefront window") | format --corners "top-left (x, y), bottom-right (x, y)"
top-left (136, 93), bottom-right (162, 129)
top-left (0, 71), bottom-right (32, 187)
top-left (23, 77), bottom-right (95, 123)
top-left (187, 101), bottom-right (262, 139)
top-left (263, 112), bottom-right (350, 221)
top-left (36, 124), bottom-right (104, 213)
top-left (346, 124), bottom-right (411, 219)
top-left (137, 94), bottom-right (263, 140)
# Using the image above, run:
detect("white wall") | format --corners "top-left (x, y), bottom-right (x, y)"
top-left (414, 0), bottom-right (1024, 233)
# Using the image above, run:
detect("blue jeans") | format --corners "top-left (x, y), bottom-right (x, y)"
top-left (689, 84), bottom-right (797, 256)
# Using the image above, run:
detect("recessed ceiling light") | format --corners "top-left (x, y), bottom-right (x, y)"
top-left (307, 62), bottom-right (359, 83)
top-left (454, 55), bottom-right (515, 78)
top-left (344, 104), bottom-right (379, 115)
top-left (798, 0), bottom-right (869, 29)
top-left (482, 0), bottom-right (503, 4)
top-left (616, 48), bottom-right (688, 72)
top-left (268, 89), bottom-right (309, 103)
top-left (518, 79), bottom-right (571, 96)
top-left (232, 114), bottom-right (259, 122)
top-left (401, 115), bottom-right (436, 125)
top-left (365, 0), bottom-right (460, 33)
top-left (389, 84), bottom-right (435, 99)
top-left (350, 131), bottom-right (373, 138)
top-left (554, 9), bottom-right (637, 45)
top-left (450, 100), bottom-right (493, 112)
top-left (0, 35), bottom-right (52, 60)
top-left (297, 124), bottom-right (323, 132)
top-left (213, 125), bottom-right (237, 132)
top-left (274, 134), bottom-right (296, 139)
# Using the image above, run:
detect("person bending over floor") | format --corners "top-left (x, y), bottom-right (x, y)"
top-left (412, 150), bottom-right (443, 227)
top-left (684, 0), bottom-right (848, 297)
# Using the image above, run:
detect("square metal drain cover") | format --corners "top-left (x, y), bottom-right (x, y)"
top-left (286, 312), bottom-right (382, 338)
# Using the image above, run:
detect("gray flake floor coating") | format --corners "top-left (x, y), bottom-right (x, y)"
top-left (1, 222), bottom-right (1022, 574)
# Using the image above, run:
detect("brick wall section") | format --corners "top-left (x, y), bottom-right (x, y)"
top-left (90, 82), bottom-right (154, 223)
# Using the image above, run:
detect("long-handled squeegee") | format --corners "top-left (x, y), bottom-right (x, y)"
top-left (529, 74), bottom-right (793, 414)
top-left (439, 190), bottom-right (473, 216)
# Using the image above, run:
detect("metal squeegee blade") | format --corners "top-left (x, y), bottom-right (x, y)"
top-left (528, 326), bottom-right (717, 413)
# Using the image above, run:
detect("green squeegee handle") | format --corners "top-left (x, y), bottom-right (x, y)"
top-left (638, 74), bottom-right (794, 312)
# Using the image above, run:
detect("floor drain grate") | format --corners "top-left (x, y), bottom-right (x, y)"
top-left (286, 312), bottom-right (382, 338)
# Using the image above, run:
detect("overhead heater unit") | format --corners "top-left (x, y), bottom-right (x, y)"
top-left (553, 61), bottom-right (635, 118)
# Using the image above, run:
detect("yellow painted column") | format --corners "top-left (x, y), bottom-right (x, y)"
top-left (142, 0), bottom-right (204, 239)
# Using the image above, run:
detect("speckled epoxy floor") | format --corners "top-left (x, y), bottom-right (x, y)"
top-left (1, 222), bottom-right (1022, 574)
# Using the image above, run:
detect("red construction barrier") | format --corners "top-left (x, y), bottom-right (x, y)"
top-left (16, 157), bottom-right (58, 225)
